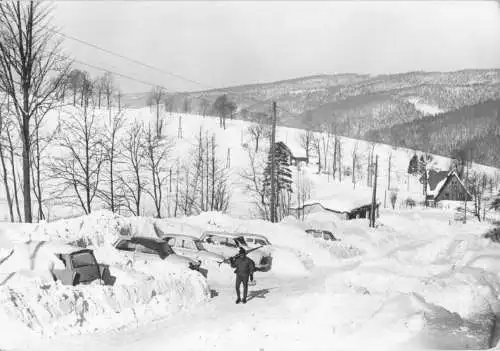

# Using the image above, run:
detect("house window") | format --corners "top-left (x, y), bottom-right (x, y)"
top-left (445, 192), bottom-right (449, 199)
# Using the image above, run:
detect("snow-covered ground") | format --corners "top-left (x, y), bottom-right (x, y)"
top-left (0, 107), bottom-right (500, 350)
top-left (0, 207), bottom-right (500, 350)
top-left (0, 106), bottom-right (498, 221)
top-left (407, 97), bottom-right (445, 116)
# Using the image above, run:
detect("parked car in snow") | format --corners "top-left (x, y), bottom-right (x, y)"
top-left (305, 229), bottom-right (339, 241)
top-left (161, 234), bottom-right (225, 265)
top-left (199, 231), bottom-right (272, 272)
top-left (239, 233), bottom-right (271, 248)
top-left (113, 236), bottom-right (207, 277)
top-left (51, 247), bottom-right (116, 286)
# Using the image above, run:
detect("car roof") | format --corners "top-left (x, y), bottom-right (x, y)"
top-left (116, 236), bottom-right (166, 244)
top-left (162, 233), bottom-right (199, 241)
top-left (201, 231), bottom-right (244, 238)
top-left (241, 233), bottom-right (269, 240)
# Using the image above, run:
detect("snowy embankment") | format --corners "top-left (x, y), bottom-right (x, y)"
top-left (0, 209), bottom-right (349, 349)
top-left (154, 211), bottom-right (363, 274)
top-left (320, 211), bottom-right (500, 350)
top-left (0, 211), bottom-right (210, 350)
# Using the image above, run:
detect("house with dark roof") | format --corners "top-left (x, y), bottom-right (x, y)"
top-left (275, 141), bottom-right (309, 166)
top-left (425, 170), bottom-right (472, 206)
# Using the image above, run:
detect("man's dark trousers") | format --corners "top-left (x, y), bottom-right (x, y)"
top-left (236, 274), bottom-right (249, 301)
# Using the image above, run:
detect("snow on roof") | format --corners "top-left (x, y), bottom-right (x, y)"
top-left (275, 137), bottom-right (307, 159)
top-left (300, 186), bottom-right (380, 213)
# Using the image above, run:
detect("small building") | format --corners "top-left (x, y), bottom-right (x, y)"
top-left (425, 170), bottom-right (472, 206)
top-left (294, 195), bottom-right (380, 221)
top-left (275, 141), bottom-right (308, 166)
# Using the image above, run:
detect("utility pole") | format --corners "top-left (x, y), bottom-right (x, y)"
top-left (463, 148), bottom-right (472, 224)
top-left (270, 101), bottom-right (277, 223)
top-left (370, 155), bottom-right (378, 228)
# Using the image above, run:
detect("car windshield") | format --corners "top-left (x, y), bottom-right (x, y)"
top-left (160, 242), bottom-right (175, 256)
top-left (234, 236), bottom-right (247, 247)
top-left (194, 240), bottom-right (205, 251)
top-left (71, 252), bottom-right (95, 268)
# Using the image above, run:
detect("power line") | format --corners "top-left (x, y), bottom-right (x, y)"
top-left (69, 56), bottom-right (171, 92)
top-left (55, 29), bottom-right (300, 119)
top-left (52, 28), bottom-right (212, 90)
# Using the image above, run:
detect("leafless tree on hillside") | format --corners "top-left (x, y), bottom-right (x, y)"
top-left (0, 1), bottom-right (70, 222)
top-left (352, 141), bottom-right (359, 188)
top-left (31, 108), bottom-right (59, 221)
top-left (5, 118), bottom-right (22, 221)
top-left (118, 122), bottom-right (146, 216)
top-left (239, 148), bottom-right (269, 220)
top-left (100, 109), bottom-right (126, 213)
top-left (0, 99), bottom-right (14, 221)
top-left (68, 69), bottom-right (84, 106)
top-left (144, 124), bottom-right (173, 218)
top-left (50, 106), bottom-right (105, 214)
top-left (147, 85), bottom-right (165, 137)
top-left (247, 116), bottom-right (270, 153)
top-left (102, 72), bottom-right (114, 110)
top-left (299, 130), bottom-right (313, 165)
top-left (200, 98), bottom-right (209, 118)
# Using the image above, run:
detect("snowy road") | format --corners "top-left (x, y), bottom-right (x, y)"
top-left (19, 263), bottom-right (361, 351)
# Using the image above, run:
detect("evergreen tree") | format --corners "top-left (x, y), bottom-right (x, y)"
top-left (407, 154), bottom-right (419, 175)
top-left (263, 142), bottom-right (293, 220)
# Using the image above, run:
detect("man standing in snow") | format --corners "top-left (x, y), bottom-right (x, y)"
top-left (230, 247), bottom-right (255, 304)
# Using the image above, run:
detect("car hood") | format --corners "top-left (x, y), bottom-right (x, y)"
top-left (198, 250), bottom-right (225, 261)
top-left (165, 254), bottom-right (197, 266)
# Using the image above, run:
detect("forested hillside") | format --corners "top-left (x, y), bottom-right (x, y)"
top-left (366, 99), bottom-right (500, 168)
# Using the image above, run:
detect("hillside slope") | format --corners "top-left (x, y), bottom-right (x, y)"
top-left (366, 99), bottom-right (500, 168)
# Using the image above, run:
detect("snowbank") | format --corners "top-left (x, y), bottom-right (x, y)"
top-left (0, 212), bottom-right (211, 349)
top-left (162, 212), bottom-right (356, 273)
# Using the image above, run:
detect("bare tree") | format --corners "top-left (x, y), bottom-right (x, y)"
top-left (119, 122), bottom-right (146, 216)
top-left (144, 124), bottom-right (173, 218)
top-left (68, 69), bottom-right (84, 106)
top-left (0, 1), bottom-right (70, 222)
top-left (100, 109), bottom-right (126, 213)
top-left (312, 133), bottom-right (322, 174)
top-left (352, 142), bottom-right (359, 188)
top-left (163, 96), bottom-right (174, 117)
top-left (30, 108), bottom-right (58, 221)
top-left (101, 72), bottom-right (114, 110)
top-left (200, 98), bottom-right (209, 118)
top-left (468, 171), bottom-right (489, 221)
top-left (0, 100), bottom-right (13, 221)
top-left (94, 76), bottom-right (103, 109)
top-left (299, 130), bottom-right (313, 164)
top-left (240, 148), bottom-right (269, 219)
top-left (213, 94), bottom-right (236, 130)
top-left (50, 106), bottom-right (105, 214)
top-left (248, 123), bottom-right (265, 152)
top-left (147, 85), bottom-right (165, 137)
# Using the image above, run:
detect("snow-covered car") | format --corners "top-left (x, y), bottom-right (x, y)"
top-left (239, 233), bottom-right (271, 248)
top-left (51, 247), bottom-right (116, 286)
top-left (161, 234), bottom-right (226, 265)
top-left (113, 236), bottom-right (208, 277)
top-left (200, 231), bottom-right (272, 272)
top-left (305, 229), bottom-right (339, 241)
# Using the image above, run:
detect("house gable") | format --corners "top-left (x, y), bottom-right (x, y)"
top-left (434, 172), bottom-right (472, 202)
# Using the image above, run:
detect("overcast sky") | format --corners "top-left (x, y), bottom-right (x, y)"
top-left (52, 1), bottom-right (500, 93)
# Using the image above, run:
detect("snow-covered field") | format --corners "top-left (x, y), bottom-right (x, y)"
top-left (0, 107), bottom-right (500, 350)
top-left (1, 106), bottom-right (498, 221)
top-left (0, 208), bottom-right (499, 350)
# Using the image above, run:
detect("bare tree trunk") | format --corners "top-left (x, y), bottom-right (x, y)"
top-left (7, 129), bottom-right (22, 222)
top-left (174, 160), bottom-right (180, 217)
top-left (338, 139), bottom-right (342, 183)
top-left (211, 135), bottom-right (216, 210)
top-left (0, 138), bottom-right (13, 222)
